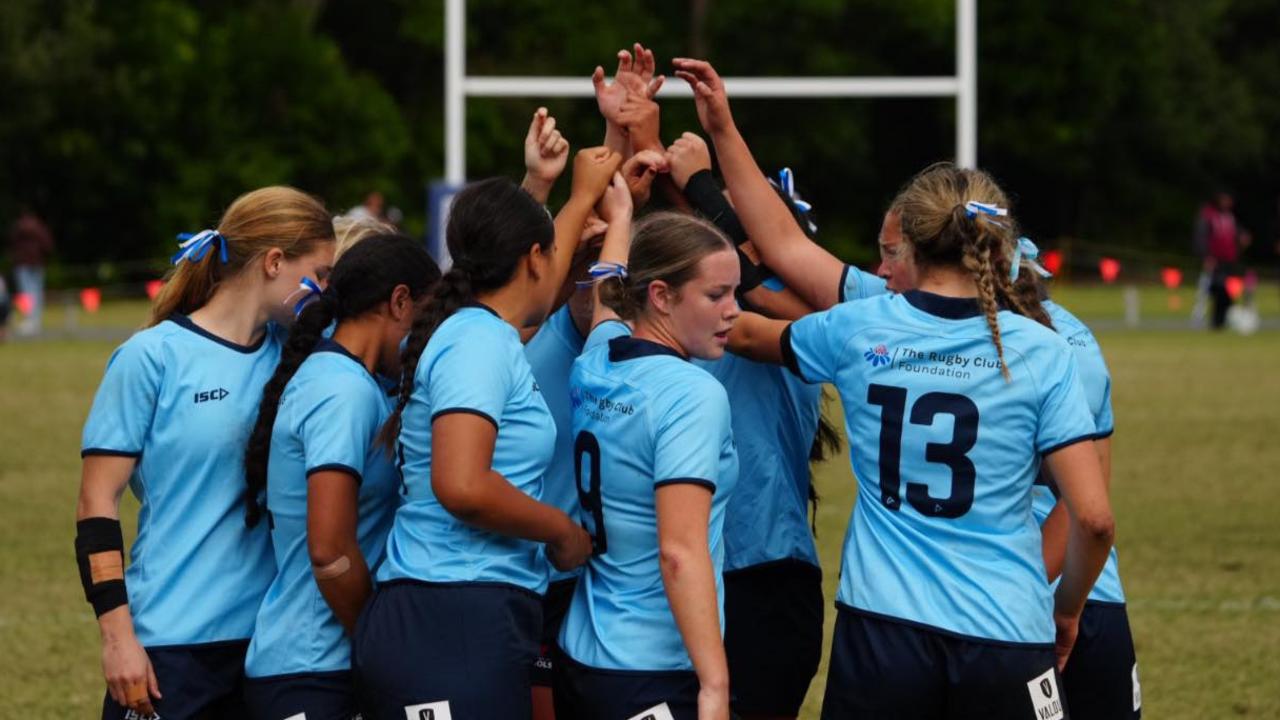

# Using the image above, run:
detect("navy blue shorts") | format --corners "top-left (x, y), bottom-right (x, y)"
top-left (101, 640), bottom-right (249, 720)
top-left (724, 559), bottom-right (823, 716)
top-left (1061, 602), bottom-right (1141, 719)
top-left (243, 670), bottom-right (360, 720)
top-left (821, 605), bottom-right (1068, 720)
top-left (352, 580), bottom-right (542, 719)
top-left (552, 645), bottom-right (701, 720)
top-left (534, 576), bottom-right (578, 687)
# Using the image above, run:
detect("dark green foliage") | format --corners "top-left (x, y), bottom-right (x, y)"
top-left (1, 0), bottom-right (1277, 270)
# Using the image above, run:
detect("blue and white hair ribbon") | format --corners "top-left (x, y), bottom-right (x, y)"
top-left (575, 261), bottom-right (628, 289)
top-left (964, 200), bottom-right (1008, 222)
top-left (777, 167), bottom-right (818, 235)
top-left (171, 229), bottom-right (228, 265)
top-left (1010, 236), bottom-right (1053, 281)
top-left (777, 168), bottom-right (813, 213)
top-left (287, 276), bottom-right (324, 316)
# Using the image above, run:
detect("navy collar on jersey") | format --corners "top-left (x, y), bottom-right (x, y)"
top-left (902, 290), bottom-right (984, 320)
top-left (315, 336), bottom-right (390, 386)
top-left (167, 312), bottom-right (268, 354)
top-left (463, 301), bottom-right (501, 319)
top-left (314, 336), bottom-right (362, 365)
top-left (608, 335), bottom-right (688, 363)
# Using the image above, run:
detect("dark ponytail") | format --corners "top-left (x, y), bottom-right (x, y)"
top-left (377, 177), bottom-right (553, 451)
top-left (245, 233), bottom-right (441, 527)
top-left (807, 388), bottom-right (843, 536)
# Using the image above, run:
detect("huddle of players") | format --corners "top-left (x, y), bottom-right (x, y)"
top-left (74, 46), bottom-right (1138, 720)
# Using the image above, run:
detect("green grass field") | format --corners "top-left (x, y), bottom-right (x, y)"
top-left (2, 293), bottom-right (1277, 718)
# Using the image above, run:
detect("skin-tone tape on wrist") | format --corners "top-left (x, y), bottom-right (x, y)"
top-left (89, 551), bottom-right (124, 584)
top-left (312, 555), bottom-right (351, 580)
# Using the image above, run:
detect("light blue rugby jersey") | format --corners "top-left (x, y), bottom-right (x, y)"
top-left (379, 305), bottom-right (556, 594)
top-left (525, 305), bottom-right (587, 584)
top-left (1031, 299), bottom-right (1124, 604)
top-left (559, 324), bottom-right (739, 672)
top-left (245, 339), bottom-right (400, 678)
top-left (695, 351), bottom-right (822, 572)
top-left (786, 290), bottom-right (1096, 645)
top-left (80, 314), bottom-right (279, 647)
top-left (840, 264), bottom-right (889, 303)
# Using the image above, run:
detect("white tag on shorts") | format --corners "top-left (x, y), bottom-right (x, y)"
top-left (404, 700), bottom-right (453, 720)
top-left (1026, 668), bottom-right (1065, 720)
top-left (283, 714), bottom-right (307, 720)
top-left (1132, 662), bottom-right (1142, 711)
top-left (626, 702), bottom-right (677, 720)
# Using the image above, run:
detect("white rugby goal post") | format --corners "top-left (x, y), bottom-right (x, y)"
top-left (443, 0), bottom-right (978, 184)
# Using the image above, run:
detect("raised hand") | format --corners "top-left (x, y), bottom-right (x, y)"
top-left (616, 95), bottom-right (662, 153)
top-left (672, 58), bottom-right (734, 135)
top-left (581, 212), bottom-right (609, 245)
top-left (665, 132), bottom-right (713, 190)
top-left (598, 171), bottom-right (634, 226)
top-left (592, 44), bottom-right (665, 128)
top-left (524, 108), bottom-right (569, 183)
top-left (570, 147), bottom-right (624, 203)
top-left (619, 149), bottom-right (668, 208)
top-left (521, 107), bottom-right (570, 203)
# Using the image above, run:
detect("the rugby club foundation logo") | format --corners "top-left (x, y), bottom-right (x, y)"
top-left (864, 344), bottom-right (892, 367)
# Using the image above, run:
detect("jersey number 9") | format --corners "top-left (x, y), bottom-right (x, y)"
top-left (574, 430), bottom-right (608, 554)
top-left (867, 383), bottom-right (979, 519)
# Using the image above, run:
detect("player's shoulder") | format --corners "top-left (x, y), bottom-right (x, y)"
top-left (651, 359), bottom-right (730, 417)
top-left (1043, 300), bottom-right (1099, 345)
top-left (106, 320), bottom-right (182, 367)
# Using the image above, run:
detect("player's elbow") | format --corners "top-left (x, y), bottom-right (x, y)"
top-left (658, 539), bottom-right (703, 580)
top-left (1076, 510), bottom-right (1116, 546)
top-left (433, 472), bottom-right (486, 522)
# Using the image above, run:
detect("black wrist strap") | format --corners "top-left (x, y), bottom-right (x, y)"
top-left (75, 517), bottom-right (128, 617)
top-left (683, 170), bottom-right (748, 245)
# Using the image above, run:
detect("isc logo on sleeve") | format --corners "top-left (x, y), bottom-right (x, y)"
top-left (193, 388), bottom-right (230, 404)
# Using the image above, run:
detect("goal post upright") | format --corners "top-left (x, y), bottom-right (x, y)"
top-left (443, 0), bottom-right (977, 183)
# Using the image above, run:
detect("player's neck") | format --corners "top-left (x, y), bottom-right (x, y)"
top-left (915, 266), bottom-right (978, 299)
top-left (631, 318), bottom-right (686, 358)
top-left (188, 279), bottom-right (269, 346)
top-left (331, 317), bottom-right (383, 375)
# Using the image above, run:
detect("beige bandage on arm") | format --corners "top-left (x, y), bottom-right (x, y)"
top-left (312, 555), bottom-right (351, 580)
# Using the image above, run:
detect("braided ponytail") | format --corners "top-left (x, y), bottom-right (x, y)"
top-left (375, 176), bottom-right (555, 451)
top-left (243, 233), bottom-right (440, 527)
top-left (377, 268), bottom-right (475, 450)
top-left (891, 162), bottom-right (1056, 382)
top-left (244, 295), bottom-right (337, 527)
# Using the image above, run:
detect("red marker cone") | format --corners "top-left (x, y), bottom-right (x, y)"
top-left (80, 287), bottom-right (102, 313)
top-left (1042, 250), bottom-right (1063, 276)
top-left (1098, 258), bottom-right (1121, 284)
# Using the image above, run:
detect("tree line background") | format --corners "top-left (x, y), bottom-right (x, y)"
top-left (3, 0), bottom-right (1278, 282)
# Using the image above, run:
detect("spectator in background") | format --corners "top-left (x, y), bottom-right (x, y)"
top-left (9, 207), bottom-right (55, 336)
top-left (1193, 191), bottom-right (1240, 330)
top-left (347, 191), bottom-right (385, 221)
top-left (347, 190), bottom-right (403, 229)
top-left (0, 274), bottom-right (11, 342)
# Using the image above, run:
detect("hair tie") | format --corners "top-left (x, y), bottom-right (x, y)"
top-left (284, 276), bottom-right (325, 317)
top-left (1010, 236), bottom-right (1053, 281)
top-left (576, 261), bottom-right (628, 289)
top-left (171, 230), bottom-right (229, 265)
top-left (772, 168), bottom-right (818, 235)
top-left (963, 200), bottom-right (1009, 228)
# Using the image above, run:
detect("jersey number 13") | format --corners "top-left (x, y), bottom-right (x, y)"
top-left (867, 383), bottom-right (979, 519)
